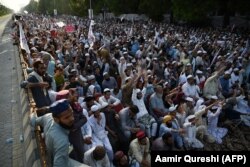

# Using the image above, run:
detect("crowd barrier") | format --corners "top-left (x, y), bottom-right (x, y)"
top-left (18, 48), bottom-right (48, 167)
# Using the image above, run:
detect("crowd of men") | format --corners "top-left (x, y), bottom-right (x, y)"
top-left (14, 13), bottom-right (250, 167)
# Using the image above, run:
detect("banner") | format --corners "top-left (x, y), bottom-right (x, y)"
top-left (65, 25), bottom-right (75, 33)
top-left (19, 22), bottom-right (32, 65)
top-left (54, 9), bottom-right (57, 16)
top-left (209, 48), bottom-right (221, 68)
top-left (50, 29), bottom-right (57, 38)
top-left (88, 20), bottom-right (95, 47)
top-left (19, 22), bottom-right (30, 54)
top-left (88, 9), bottom-right (93, 19)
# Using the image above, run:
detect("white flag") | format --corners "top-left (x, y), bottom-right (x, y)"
top-left (19, 22), bottom-right (30, 54)
top-left (128, 27), bottom-right (133, 37)
top-left (209, 48), bottom-right (221, 68)
top-left (88, 20), bottom-right (95, 47)
top-left (19, 22), bottom-right (32, 65)
top-left (241, 39), bottom-right (250, 57)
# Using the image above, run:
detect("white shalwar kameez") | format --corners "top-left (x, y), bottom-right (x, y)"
top-left (207, 107), bottom-right (228, 144)
top-left (183, 116), bottom-right (204, 149)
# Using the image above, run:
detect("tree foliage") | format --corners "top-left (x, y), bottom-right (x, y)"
top-left (0, 3), bottom-right (12, 16)
top-left (23, 0), bottom-right (249, 24)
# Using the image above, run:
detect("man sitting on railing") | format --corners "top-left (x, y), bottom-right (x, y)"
top-left (21, 59), bottom-right (52, 116)
top-left (30, 99), bottom-right (89, 167)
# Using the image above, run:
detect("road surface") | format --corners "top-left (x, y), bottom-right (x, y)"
top-left (0, 14), bottom-right (24, 167)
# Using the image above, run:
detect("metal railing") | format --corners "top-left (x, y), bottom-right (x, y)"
top-left (19, 49), bottom-right (48, 167)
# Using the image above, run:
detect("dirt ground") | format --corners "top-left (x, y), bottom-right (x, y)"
top-left (203, 120), bottom-right (250, 151)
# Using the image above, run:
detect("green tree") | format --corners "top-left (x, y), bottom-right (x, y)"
top-left (69, 0), bottom-right (87, 16)
top-left (139, 0), bottom-right (170, 21)
top-left (38, 0), bottom-right (50, 14)
top-left (172, 0), bottom-right (216, 25)
top-left (0, 3), bottom-right (12, 16)
top-left (24, 0), bottom-right (38, 13)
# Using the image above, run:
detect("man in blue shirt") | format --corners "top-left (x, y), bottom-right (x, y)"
top-left (31, 99), bottom-right (88, 167)
top-left (219, 71), bottom-right (232, 98)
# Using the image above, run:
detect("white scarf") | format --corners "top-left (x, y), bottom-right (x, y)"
top-left (29, 71), bottom-right (47, 96)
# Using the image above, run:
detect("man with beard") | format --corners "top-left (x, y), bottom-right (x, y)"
top-left (102, 72), bottom-right (118, 90)
top-left (182, 75), bottom-right (200, 101)
top-left (99, 88), bottom-right (121, 109)
top-left (30, 99), bottom-right (88, 166)
top-left (128, 131), bottom-right (151, 167)
top-left (21, 59), bottom-right (51, 116)
top-left (132, 84), bottom-right (157, 141)
top-left (207, 103), bottom-right (228, 144)
top-left (149, 85), bottom-right (169, 122)
top-left (119, 105), bottom-right (142, 141)
top-left (84, 146), bottom-right (110, 167)
top-left (65, 74), bottom-right (81, 90)
top-left (101, 102), bottom-right (129, 153)
top-left (152, 132), bottom-right (175, 151)
top-left (88, 105), bottom-right (114, 161)
top-left (220, 71), bottom-right (232, 98)
top-left (80, 96), bottom-right (100, 115)
top-left (230, 68), bottom-right (242, 86)
top-left (113, 151), bottom-right (129, 167)
top-left (109, 58), bottom-right (120, 83)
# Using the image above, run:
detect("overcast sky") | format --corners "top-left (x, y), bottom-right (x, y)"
top-left (1, 0), bottom-right (31, 12)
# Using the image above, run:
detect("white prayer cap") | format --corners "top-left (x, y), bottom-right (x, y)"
top-left (131, 59), bottom-right (136, 63)
top-left (224, 71), bottom-right (231, 75)
top-left (135, 89), bottom-right (141, 94)
top-left (147, 70), bottom-right (152, 74)
top-left (196, 70), bottom-right (203, 74)
top-left (103, 88), bottom-right (111, 93)
top-left (85, 53), bottom-right (90, 57)
top-left (187, 115), bottom-right (196, 121)
top-left (126, 63), bottom-right (133, 67)
top-left (211, 106), bottom-right (219, 110)
top-left (172, 61), bottom-right (177, 64)
top-left (87, 75), bottom-right (95, 81)
top-left (185, 97), bottom-right (194, 102)
top-left (125, 77), bottom-right (132, 82)
top-left (103, 72), bottom-right (108, 76)
top-left (164, 81), bottom-right (169, 86)
top-left (84, 44), bottom-right (89, 48)
top-left (169, 105), bottom-right (178, 112)
top-left (233, 68), bottom-right (239, 72)
top-left (91, 105), bottom-right (100, 112)
top-left (197, 50), bottom-right (203, 54)
top-left (187, 75), bottom-right (194, 79)
top-left (210, 95), bottom-right (218, 100)
top-left (186, 63), bottom-right (191, 66)
top-left (31, 47), bottom-right (37, 51)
